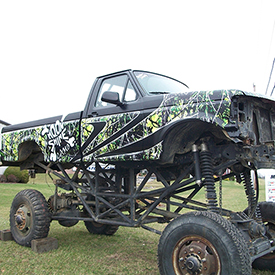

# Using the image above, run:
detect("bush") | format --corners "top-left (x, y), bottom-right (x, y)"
top-left (4, 167), bottom-right (29, 183)
top-left (0, 175), bottom-right (7, 183)
top-left (7, 174), bottom-right (19, 183)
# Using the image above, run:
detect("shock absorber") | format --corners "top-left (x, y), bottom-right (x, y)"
top-left (200, 143), bottom-right (218, 212)
top-left (192, 144), bottom-right (202, 185)
top-left (241, 169), bottom-right (262, 223)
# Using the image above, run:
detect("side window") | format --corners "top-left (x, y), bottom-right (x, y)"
top-left (124, 81), bottom-right (137, 102)
top-left (96, 75), bottom-right (128, 107)
top-left (95, 75), bottom-right (138, 107)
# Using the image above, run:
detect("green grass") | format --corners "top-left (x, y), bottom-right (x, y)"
top-left (0, 175), bottom-right (273, 274)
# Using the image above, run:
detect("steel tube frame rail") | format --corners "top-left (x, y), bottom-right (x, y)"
top-left (34, 158), bottom-right (236, 231)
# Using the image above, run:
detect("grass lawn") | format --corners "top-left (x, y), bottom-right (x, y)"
top-left (0, 174), bottom-right (274, 274)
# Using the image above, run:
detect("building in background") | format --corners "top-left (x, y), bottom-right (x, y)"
top-left (0, 120), bottom-right (10, 175)
top-left (0, 120), bottom-right (9, 128)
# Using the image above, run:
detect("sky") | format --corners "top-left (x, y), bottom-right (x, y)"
top-left (0, 0), bottom-right (275, 125)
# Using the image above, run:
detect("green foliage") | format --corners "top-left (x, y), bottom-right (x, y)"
top-left (4, 167), bottom-right (29, 183)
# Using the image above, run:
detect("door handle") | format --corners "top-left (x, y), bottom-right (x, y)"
top-left (88, 112), bottom-right (98, 117)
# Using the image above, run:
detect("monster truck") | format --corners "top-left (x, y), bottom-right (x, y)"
top-left (1, 69), bottom-right (275, 274)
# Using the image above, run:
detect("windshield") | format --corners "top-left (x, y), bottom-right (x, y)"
top-left (134, 71), bottom-right (189, 95)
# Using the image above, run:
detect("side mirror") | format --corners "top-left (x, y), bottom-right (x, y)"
top-left (101, 91), bottom-right (124, 107)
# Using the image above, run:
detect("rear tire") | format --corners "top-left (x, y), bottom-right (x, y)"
top-left (158, 211), bottom-right (251, 275)
top-left (10, 189), bottom-right (51, 247)
top-left (84, 221), bottom-right (119, 235)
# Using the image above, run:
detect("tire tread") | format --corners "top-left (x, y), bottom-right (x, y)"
top-left (158, 211), bottom-right (251, 275)
top-left (10, 189), bottom-right (51, 246)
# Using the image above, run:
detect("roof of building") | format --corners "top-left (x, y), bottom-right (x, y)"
top-left (0, 120), bottom-right (10, 126)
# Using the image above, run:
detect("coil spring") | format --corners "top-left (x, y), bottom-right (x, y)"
top-left (241, 169), bottom-right (262, 222)
top-left (200, 147), bottom-right (218, 212)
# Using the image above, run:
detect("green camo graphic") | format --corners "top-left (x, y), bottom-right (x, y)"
top-left (1, 90), bottom-right (242, 163)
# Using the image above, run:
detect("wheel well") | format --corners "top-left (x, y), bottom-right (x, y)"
top-left (17, 140), bottom-right (74, 172)
top-left (160, 120), bottom-right (229, 164)
top-left (18, 140), bottom-right (42, 162)
top-left (17, 141), bottom-right (47, 171)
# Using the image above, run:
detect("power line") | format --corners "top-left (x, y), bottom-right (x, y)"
top-left (270, 83), bottom-right (275, 97)
top-left (265, 17), bottom-right (275, 96)
top-left (267, 19), bottom-right (275, 64)
top-left (265, 57), bottom-right (275, 95)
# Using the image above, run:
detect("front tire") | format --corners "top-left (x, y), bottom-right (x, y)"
top-left (158, 211), bottom-right (251, 275)
top-left (10, 189), bottom-right (51, 247)
top-left (252, 201), bottom-right (275, 271)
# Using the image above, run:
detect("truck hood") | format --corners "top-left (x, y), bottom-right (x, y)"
top-left (162, 89), bottom-right (275, 107)
top-left (238, 90), bottom-right (275, 102)
top-left (148, 89), bottom-right (275, 133)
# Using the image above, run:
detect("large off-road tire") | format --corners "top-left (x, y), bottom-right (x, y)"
top-left (158, 211), bottom-right (251, 275)
top-left (10, 189), bottom-right (51, 247)
top-left (84, 221), bottom-right (119, 235)
top-left (252, 201), bottom-right (275, 271)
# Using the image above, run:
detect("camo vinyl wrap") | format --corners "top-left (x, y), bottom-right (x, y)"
top-left (1, 90), bottom-right (242, 163)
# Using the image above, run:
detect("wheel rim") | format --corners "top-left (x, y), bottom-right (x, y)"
top-left (14, 204), bottom-right (31, 235)
top-left (172, 235), bottom-right (221, 275)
